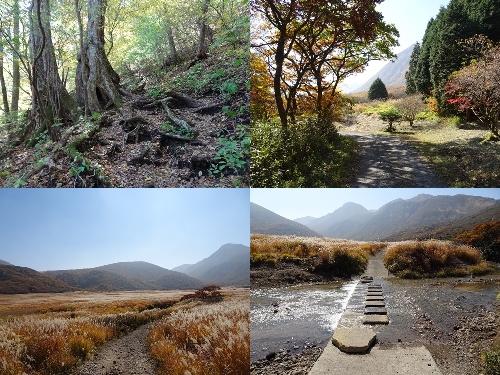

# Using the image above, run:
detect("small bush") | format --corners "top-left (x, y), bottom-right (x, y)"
top-left (455, 222), bottom-right (500, 262)
top-left (180, 285), bottom-right (223, 302)
top-left (379, 107), bottom-right (402, 132)
top-left (415, 110), bottom-right (440, 122)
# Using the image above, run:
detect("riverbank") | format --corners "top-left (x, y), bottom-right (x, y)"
top-left (250, 277), bottom-right (500, 375)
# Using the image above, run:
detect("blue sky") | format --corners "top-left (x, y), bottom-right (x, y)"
top-left (342, 0), bottom-right (450, 92)
top-left (251, 189), bottom-right (500, 220)
top-left (0, 189), bottom-right (249, 271)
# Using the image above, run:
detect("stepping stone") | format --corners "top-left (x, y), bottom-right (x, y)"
top-left (367, 288), bottom-right (383, 292)
top-left (363, 315), bottom-right (389, 325)
top-left (367, 285), bottom-right (382, 289)
top-left (367, 292), bottom-right (383, 296)
top-left (366, 296), bottom-right (384, 301)
top-left (365, 301), bottom-right (385, 307)
top-left (332, 328), bottom-right (376, 353)
top-left (365, 307), bottom-right (387, 315)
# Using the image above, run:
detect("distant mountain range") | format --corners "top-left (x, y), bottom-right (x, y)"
top-left (251, 194), bottom-right (500, 241)
top-left (171, 244), bottom-right (250, 286)
top-left (250, 202), bottom-right (321, 237)
top-left (0, 243), bottom-right (248, 294)
top-left (351, 44), bottom-right (414, 93)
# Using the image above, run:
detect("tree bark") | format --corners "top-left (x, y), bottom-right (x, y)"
top-left (76, 0), bottom-right (121, 114)
top-left (28, 0), bottom-right (77, 141)
top-left (166, 24), bottom-right (178, 64)
top-left (11, 0), bottom-right (20, 111)
top-left (196, 0), bottom-right (210, 59)
top-left (0, 36), bottom-right (10, 114)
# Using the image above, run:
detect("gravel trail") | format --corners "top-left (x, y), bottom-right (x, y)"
top-left (74, 323), bottom-right (158, 375)
top-left (341, 131), bottom-right (447, 187)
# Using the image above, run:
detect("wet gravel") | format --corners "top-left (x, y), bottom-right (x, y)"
top-left (251, 278), bottom-right (500, 375)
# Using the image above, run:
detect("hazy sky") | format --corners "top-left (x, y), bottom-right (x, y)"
top-left (251, 189), bottom-right (500, 220)
top-left (0, 189), bottom-right (249, 271)
top-left (342, 0), bottom-right (450, 92)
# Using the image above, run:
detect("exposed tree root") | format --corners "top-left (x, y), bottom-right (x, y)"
top-left (164, 91), bottom-right (204, 108)
top-left (160, 99), bottom-right (195, 131)
top-left (192, 101), bottom-right (226, 113)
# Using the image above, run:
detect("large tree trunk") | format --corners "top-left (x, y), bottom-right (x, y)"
top-left (11, 0), bottom-right (20, 112)
top-left (196, 0), bottom-right (210, 59)
top-left (0, 36), bottom-right (10, 114)
top-left (28, 0), bottom-right (77, 141)
top-left (76, 0), bottom-right (120, 114)
top-left (166, 24), bottom-right (178, 64)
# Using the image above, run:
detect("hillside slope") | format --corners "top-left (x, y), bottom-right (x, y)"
top-left (251, 202), bottom-right (321, 237)
top-left (178, 244), bottom-right (250, 286)
top-left (0, 265), bottom-right (74, 294)
top-left (351, 44), bottom-right (414, 93)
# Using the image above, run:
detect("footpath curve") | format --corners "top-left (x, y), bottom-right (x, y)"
top-left (341, 131), bottom-right (447, 188)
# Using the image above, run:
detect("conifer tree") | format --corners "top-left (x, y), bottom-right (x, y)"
top-left (368, 78), bottom-right (388, 101)
top-left (405, 42), bottom-right (420, 95)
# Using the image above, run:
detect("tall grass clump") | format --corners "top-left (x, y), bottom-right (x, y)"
top-left (0, 296), bottom-right (178, 375)
top-left (251, 234), bottom-right (385, 277)
top-left (148, 294), bottom-right (249, 375)
top-left (384, 240), bottom-right (488, 278)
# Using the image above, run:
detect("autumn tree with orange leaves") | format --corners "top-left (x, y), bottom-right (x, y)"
top-left (250, 0), bottom-right (399, 129)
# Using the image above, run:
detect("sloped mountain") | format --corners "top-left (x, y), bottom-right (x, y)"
top-left (298, 202), bottom-right (372, 235)
top-left (0, 259), bottom-right (13, 266)
top-left (386, 203), bottom-right (500, 241)
top-left (0, 265), bottom-right (74, 294)
top-left (251, 202), bottom-right (321, 237)
top-left (174, 244), bottom-right (249, 286)
top-left (46, 262), bottom-right (204, 291)
top-left (294, 216), bottom-right (316, 226)
top-left (351, 44), bottom-right (414, 93)
top-left (291, 194), bottom-right (499, 240)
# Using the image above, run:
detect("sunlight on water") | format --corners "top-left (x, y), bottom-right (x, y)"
top-left (251, 281), bottom-right (357, 360)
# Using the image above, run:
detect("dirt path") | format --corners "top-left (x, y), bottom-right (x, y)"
top-left (341, 131), bottom-right (447, 187)
top-left (75, 323), bottom-right (158, 375)
top-left (362, 248), bottom-right (391, 278)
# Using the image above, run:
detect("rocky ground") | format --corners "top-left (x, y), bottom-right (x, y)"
top-left (74, 322), bottom-right (158, 375)
top-left (251, 259), bottom-right (500, 375)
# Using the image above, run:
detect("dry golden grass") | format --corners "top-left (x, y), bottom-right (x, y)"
top-left (147, 289), bottom-right (249, 375)
top-left (0, 290), bottom-right (190, 375)
top-left (384, 240), bottom-right (488, 278)
top-left (251, 234), bottom-right (385, 276)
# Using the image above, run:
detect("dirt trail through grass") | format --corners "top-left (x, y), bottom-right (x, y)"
top-left (363, 247), bottom-right (390, 278)
top-left (75, 322), bottom-right (157, 375)
top-left (341, 131), bottom-right (447, 187)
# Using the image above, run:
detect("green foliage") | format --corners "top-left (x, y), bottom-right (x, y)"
top-left (415, 110), bottom-right (440, 122)
top-left (210, 125), bottom-right (249, 175)
top-left (368, 78), bottom-right (389, 101)
top-left (414, 0), bottom-right (500, 112)
top-left (379, 107), bottom-right (402, 131)
top-left (13, 178), bottom-right (27, 188)
top-left (251, 116), bottom-right (357, 187)
top-left (405, 42), bottom-right (421, 95)
top-left (483, 350), bottom-right (500, 375)
top-left (161, 123), bottom-right (195, 139)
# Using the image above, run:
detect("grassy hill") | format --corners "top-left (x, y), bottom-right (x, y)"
top-left (0, 265), bottom-right (74, 294)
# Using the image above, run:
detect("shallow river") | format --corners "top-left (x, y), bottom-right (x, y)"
top-left (250, 281), bottom-right (357, 361)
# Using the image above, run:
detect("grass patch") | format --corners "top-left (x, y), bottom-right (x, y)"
top-left (251, 116), bottom-right (358, 187)
top-left (0, 293), bottom-right (181, 375)
top-left (384, 240), bottom-right (488, 278)
top-left (147, 291), bottom-right (249, 375)
top-left (251, 234), bottom-right (385, 277)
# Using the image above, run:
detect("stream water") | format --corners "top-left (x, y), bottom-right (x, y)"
top-left (250, 281), bottom-right (357, 361)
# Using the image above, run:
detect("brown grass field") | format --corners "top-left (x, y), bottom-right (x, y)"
top-left (0, 288), bottom-right (249, 375)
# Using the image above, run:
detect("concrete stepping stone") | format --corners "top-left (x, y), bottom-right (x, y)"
top-left (366, 296), bottom-right (385, 301)
top-left (365, 307), bottom-right (387, 315)
top-left (331, 328), bottom-right (376, 353)
top-left (363, 315), bottom-right (389, 325)
top-left (367, 291), bottom-right (383, 296)
top-left (365, 301), bottom-right (385, 307)
top-left (367, 286), bottom-right (382, 291)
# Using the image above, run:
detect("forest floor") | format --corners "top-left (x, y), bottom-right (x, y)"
top-left (0, 58), bottom-right (249, 188)
top-left (338, 113), bottom-right (499, 187)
